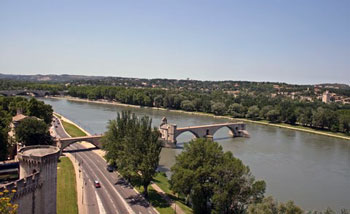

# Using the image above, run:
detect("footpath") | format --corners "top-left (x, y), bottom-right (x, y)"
top-left (55, 112), bottom-right (185, 214)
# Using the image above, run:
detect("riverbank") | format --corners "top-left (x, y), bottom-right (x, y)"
top-left (49, 96), bottom-right (350, 141)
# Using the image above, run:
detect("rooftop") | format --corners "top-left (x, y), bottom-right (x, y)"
top-left (21, 146), bottom-right (59, 158)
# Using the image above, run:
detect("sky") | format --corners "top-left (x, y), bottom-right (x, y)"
top-left (0, 0), bottom-right (349, 84)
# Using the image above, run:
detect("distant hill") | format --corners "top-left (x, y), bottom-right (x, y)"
top-left (0, 73), bottom-right (106, 82)
top-left (0, 73), bottom-right (348, 88)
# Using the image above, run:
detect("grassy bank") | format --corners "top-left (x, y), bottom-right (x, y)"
top-left (132, 172), bottom-right (193, 214)
top-left (61, 120), bottom-right (87, 137)
top-left (153, 173), bottom-right (193, 214)
top-left (57, 157), bottom-right (78, 214)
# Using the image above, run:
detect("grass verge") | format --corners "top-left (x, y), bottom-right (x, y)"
top-left (153, 172), bottom-right (193, 214)
top-left (130, 172), bottom-right (193, 214)
top-left (61, 120), bottom-right (87, 137)
top-left (57, 157), bottom-right (78, 214)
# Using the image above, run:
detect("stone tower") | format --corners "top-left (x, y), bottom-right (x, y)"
top-left (17, 145), bottom-right (60, 214)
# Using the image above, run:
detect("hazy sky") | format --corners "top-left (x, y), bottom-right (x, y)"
top-left (0, 0), bottom-right (349, 84)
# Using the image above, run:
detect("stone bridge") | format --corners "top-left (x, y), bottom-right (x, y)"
top-left (57, 135), bottom-right (103, 152)
top-left (0, 90), bottom-right (50, 97)
top-left (159, 117), bottom-right (248, 144)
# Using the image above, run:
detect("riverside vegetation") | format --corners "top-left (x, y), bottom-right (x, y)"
top-left (1, 78), bottom-right (349, 136)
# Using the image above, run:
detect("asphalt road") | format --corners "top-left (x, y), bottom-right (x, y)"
top-left (52, 116), bottom-right (158, 214)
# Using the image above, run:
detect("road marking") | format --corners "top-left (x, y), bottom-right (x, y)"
top-left (95, 191), bottom-right (107, 214)
top-left (72, 147), bottom-right (119, 213)
top-left (75, 146), bottom-right (135, 214)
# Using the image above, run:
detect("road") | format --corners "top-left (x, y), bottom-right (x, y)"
top-left (52, 116), bottom-right (158, 214)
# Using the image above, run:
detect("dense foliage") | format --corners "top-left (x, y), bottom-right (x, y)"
top-left (0, 96), bottom-right (53, 160)
top-left (248, 197), bottom-right (349, 214)
top-left (170, 138), bottom-right (266, 214)
top-left (66, 85), bottom-right (350, 134)
top-left (248, 196), bottom-right (303, 214)
top-left (1, 78), bottom-right (350, 134)
top-left (15, 118), bottom-right (52, 146)
top-left (102, 111), bottom-right (162, 198)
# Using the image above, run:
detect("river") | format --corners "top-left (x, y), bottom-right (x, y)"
top-left (40, 97), bottom-right (350, 210)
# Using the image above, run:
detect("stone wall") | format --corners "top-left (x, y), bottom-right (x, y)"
top-left (0, 172), bottom-right (42, 214)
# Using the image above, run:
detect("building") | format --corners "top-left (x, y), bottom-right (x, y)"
top-left (322, 90), bottom-right (331, 103)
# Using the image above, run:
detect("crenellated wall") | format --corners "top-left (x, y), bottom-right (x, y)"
top-left (0, 172), bottom-right (42, 214)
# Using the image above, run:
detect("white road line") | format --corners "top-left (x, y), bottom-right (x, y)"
top-left (78, 149), bottom-right (136, 214)
top-left (95, 191), bottom-right (107, 214)
top-left (72, 147), bottom-right (119, 213)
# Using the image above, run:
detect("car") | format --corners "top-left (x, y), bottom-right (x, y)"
top-left (94, 180), bottom-right (101, 188)
top-left (107, 165), bottom-right (113, 172)
top-left (106, 164), bottom-right (116, 172)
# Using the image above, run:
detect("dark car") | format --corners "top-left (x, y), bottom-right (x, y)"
top-left (106, 164), bottom-right (116, 172)
top-left (94, 180), bottom-right (101, 188)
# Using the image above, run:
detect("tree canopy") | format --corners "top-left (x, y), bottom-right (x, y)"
top-left (102, 111), bottom-right (162, 198)
top-left (15, 117), bottom-right (52, 146)
top-left (170, 138), bottom-right (266, 214)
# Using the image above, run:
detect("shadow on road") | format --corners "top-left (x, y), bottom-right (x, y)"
top-left (63, 147), bottom-right (98, 153)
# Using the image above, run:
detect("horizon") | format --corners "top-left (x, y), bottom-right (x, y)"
top-left (1, 0), bottom-right (349, 85)
top-left (1, 72), bottom-right (350, 86)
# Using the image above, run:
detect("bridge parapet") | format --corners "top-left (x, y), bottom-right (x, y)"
top-left (57, 135), bottom-right (104, 152)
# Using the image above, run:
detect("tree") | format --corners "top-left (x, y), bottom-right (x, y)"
top-left (102, 111), bottom-right (162, 198)
top-left (338, 114), bottom-right (350, 134)
top-left (212, 152), bottom-right (266, 214)
top-left (266, 109), bottom-right (281, 123)
top-left (248, 196), bottom-right (303, 214)
top-left (27, 98), bottom-right (53, 124)
top-left (228, 103), bottom-right (246, 118)
top-left (181, 100), bottom-right (195, 111)
top-left (260, 105), bottom-right (273, 120)
top-left (170, 138), bottom-right (265, 214)
top-left (0, 129), bottom-right (8, 161)
top-left (153, 95), bottom-right (163, 108)
top-left (211, 102), bottom-right (226, 115)
top-left (170, 138), bottom-right (224, 214)
top-left (14, 117), bottom-right (52, 146)
top-left (246, 106), bottom-right (260, 120)
top-left (0, 110), bottom-right (10, 161)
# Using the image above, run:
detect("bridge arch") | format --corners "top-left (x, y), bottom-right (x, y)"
top-left (175, 130), bottom-right (199, 142)
top-left (210, 125), bottom-right (236, 138)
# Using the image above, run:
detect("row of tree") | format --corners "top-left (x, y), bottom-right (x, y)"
top-left (0, 96), bottom-right (53, 161)
top-left (102, 111), bottom-right (162, 198)
top-left (67, 85), bottom-right (350, 134)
